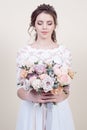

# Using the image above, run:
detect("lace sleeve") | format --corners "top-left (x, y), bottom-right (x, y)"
top-left (65, 49), bottom-right (72, 68)
top-left (16, 46), bottom-right (29, 90)
top-left (62, 46), bottom-right (72, 68)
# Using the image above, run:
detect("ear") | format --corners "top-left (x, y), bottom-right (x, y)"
top-left (33, 27), bottom-right (37, 32)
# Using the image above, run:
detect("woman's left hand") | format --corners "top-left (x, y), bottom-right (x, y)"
top-left (41, 86), bottom-right (70, 103)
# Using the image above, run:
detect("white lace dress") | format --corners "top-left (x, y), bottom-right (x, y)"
top-left (16, 44), bottom-right (75, 130)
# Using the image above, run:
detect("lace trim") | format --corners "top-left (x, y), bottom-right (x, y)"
top-left (27, 44), bottom-right (62, 52)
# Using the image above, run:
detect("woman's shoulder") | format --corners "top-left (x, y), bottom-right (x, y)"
top-left (57, 44), bottom-right (72, 61)
top-left (17, 44), bottom-right (30, 60)
top-left (57, 44), bottom-right (71, 54)
top-left (17, 44), bottom-right (30, 54)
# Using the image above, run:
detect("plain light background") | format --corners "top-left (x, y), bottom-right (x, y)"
top-left (0, 0), bottom-right (87, 130)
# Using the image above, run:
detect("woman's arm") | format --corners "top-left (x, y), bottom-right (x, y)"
top-left (17, 86), bottom-right (69, 103)
top-left (17, 88), bottom-right (29, 101)
top-left (17, 88), bottom-right (48, 103)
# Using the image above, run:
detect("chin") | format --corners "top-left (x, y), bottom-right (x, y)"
top-left (40, 34), bottom-right (50, 39)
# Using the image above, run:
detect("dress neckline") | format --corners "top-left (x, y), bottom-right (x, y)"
top-left (27, 44), bottom-right (62, 51)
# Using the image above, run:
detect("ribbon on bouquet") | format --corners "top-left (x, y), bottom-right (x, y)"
top-left (32, 103), bottom-right (53, 130)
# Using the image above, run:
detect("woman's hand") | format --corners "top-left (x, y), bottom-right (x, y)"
top-left (41, 90), bottom-right (69, 103)
top-left (17, 86), bottom-right (69, 103)
top-left (41, 86), bottom-right (70, 103)
top-left (27, 86), bottom-right (70, 103)
top-left (26, 89), bottom-right (49, 103)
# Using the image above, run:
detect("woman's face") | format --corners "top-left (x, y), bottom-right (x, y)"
top-left (35, 12), bottom-right (55, 40)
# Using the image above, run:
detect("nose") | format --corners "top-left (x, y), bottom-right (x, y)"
top-left (42, 23), bottom-right (47, 29)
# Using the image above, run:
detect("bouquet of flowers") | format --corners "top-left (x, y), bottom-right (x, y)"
top-left (17, 60), bottom-right (74, 95)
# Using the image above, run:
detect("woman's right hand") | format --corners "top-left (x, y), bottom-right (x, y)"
top-left (26, 89), bottom-right (47, 103)
top-left (17, 88), bottom-right (47, 103)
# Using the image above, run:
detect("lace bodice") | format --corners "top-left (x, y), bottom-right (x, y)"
top-left (16, 44), bottom-right (72, 89)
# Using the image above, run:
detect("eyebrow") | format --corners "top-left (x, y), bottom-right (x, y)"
top-left (37, 20), bottom-right (53, 22)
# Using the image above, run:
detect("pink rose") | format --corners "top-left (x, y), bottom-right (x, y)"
top-left (39, 74), bottom-right (48, 80)
top-left (60, 65), bottom-right (68, 74)
top-left (58, 74), bottom-right (71, 86)
top-left (41, 76), bottom-right (54, 92)
top-left (29, 76), bottom-right (37, 85)
top-left (53, 64), bottom-right (62, 76)
top-left (34, 64), bottom-right (46, 74)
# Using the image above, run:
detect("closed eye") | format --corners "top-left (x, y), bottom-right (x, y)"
top-left (37, 21), bottom-right (43, 25)
top-left (37, 20), bottom-right (53, 25)
top-left (47, 21), bottom-right (53, 25)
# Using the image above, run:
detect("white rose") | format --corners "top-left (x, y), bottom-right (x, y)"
top-left (31, 79), bottom-right (42, 91)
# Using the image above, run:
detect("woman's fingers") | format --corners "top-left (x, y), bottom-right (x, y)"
top-left (42, 91), bottom-right (53, 96)
top-left (29, 89), bottom-right (62, 103)
top-left (42, 98), bottom-right (57, 103)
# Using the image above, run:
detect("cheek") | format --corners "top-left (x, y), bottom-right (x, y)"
top-left (35, 26), bottom-right (42, 32)
top-left (49, 28), bottom-right (55, 35)
top-left (49, 25), bottom-right (55, 31)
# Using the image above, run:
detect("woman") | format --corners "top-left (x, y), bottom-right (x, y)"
top-left (16, 4), bottom-right (75, 130)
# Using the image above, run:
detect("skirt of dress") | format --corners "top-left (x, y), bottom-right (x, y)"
top-left (16, 99), bottom-right (75, 130)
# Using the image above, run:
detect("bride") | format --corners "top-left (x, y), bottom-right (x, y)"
top-left (16, 3), bottom-right (75, 130)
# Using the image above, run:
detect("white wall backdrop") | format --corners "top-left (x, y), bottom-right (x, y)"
top-left (0, 0), bottom-right (87, 130)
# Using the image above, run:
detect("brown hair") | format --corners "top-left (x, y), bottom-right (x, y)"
top-left (28, 4), bottom-right (58, 42)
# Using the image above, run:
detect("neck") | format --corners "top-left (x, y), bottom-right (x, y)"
top-left (35, 39), bottom-right (55, 46)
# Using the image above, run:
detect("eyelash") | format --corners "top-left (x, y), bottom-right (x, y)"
top-left (37, 22), bottom-right (42, 25)
top-left (48, 22), bottom-right (52, 25)
top-left (37, 22), bottom-right (52, 25)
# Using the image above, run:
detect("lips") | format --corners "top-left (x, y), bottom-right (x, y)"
top-left (41, 31), bottom-right (48, 34)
